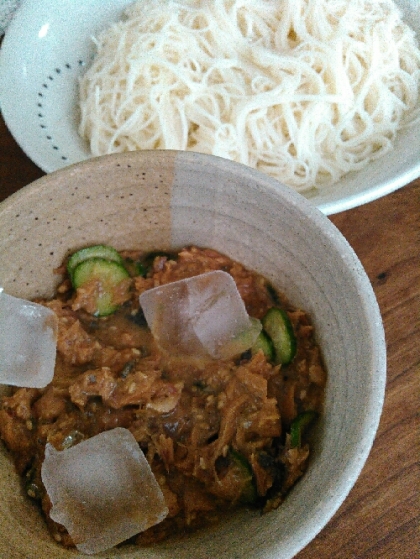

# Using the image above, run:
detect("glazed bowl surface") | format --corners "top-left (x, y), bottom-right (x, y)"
top-left (0, 151), bottom-right (386, 559)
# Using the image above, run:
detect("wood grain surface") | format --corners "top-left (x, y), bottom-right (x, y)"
top-left (0, 113), bottom-right (419, 558)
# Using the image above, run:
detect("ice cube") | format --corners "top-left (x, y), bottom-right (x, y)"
top-left (0, 288), bottom-right (58, 388)
top-left (139, 270), bottom-right (261, 359)
top-left (41, 427), bottom-right (168, 555)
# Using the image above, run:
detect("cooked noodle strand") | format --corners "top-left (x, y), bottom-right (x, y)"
top-left (79, 0), bottom-right (420, 193)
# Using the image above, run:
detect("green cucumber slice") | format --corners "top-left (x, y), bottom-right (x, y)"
top-left (123, 258), bottom-right (148, 278)
top-left (229, 449), bottom-right (257, 504)
top-left (252, 331), bottom-right (275, 361)
top-left (261, 307), bottom-right (297, 365)
top-left (67, 245), bottom-right (123, 280)
top-left (290, 411), bottom-right (318, 448)
top-left (72, 258), bottom-right (130, 316)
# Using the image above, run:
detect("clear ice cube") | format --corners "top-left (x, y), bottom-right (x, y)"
top-left (139, 270), bottom-right (261, 359)
top-left (41, 427), bottom-right (168, 555)
top-left (0, 288), bottom-right (58, 388)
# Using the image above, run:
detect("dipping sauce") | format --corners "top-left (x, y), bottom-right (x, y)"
top-left (0, 246), bottom-right (326, 548)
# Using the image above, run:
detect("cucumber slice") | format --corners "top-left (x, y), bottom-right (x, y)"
top-left (229, 449), bottom-right (257, 504)
top-left (290, 410), bottom-right (318, 448)
top-left (72, 258), bottom-right (130, 316)
top-left (123, 258), bottom-right (147, 278)
top-left (67, 245), bottom-right (123, 280)
top-left (252, 331), bottom-right (275, 361)
top-left (261, 307), bottom-right (297, 365)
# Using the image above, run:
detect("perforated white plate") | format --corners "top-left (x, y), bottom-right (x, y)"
top-left (0, 0), bottom-right (132, 170)
top-left (0, 0), bottom-right (419, 214)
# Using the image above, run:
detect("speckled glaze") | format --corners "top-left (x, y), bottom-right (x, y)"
top-left (0, 151), bottom-right (386, 559)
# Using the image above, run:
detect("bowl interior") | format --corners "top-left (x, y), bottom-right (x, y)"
top-left (0, 151), bottom-right (386, 559)
top-left (0, 0), bottom-right (418, 213)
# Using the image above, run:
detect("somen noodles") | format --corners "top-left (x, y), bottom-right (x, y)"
top-left (79, 0), bottom-right (420, 194)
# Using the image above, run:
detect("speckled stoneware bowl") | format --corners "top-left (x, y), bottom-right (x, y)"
top-left (0, 151), bottom-right (386, 559)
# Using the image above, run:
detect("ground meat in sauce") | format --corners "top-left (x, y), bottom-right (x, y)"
top-left (0, 246), bottom-right (326, 547)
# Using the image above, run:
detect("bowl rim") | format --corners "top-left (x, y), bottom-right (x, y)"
top-left (318, 159), bottom-right (420, 215)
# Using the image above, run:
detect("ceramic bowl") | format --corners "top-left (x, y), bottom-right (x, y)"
top-left (0, 151), bottom-right (386, 559)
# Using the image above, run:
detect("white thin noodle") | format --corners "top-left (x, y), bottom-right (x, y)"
top-left (79, 0), bottom-right (420, 193)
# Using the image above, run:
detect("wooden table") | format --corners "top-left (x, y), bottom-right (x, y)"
top-left (0, 113), bottom-right (419, 558)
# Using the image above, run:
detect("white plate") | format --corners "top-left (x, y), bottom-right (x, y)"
top-left (0, 0), bottom-right (419, 214)
top-left (0, 0), bottom-right (132, 171)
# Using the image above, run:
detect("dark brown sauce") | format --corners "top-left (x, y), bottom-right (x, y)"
top-left (0, 246), bottom-right (326, 548)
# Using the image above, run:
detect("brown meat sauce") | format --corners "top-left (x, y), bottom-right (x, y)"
top-left (0, 246), bottom-right (326, 547)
